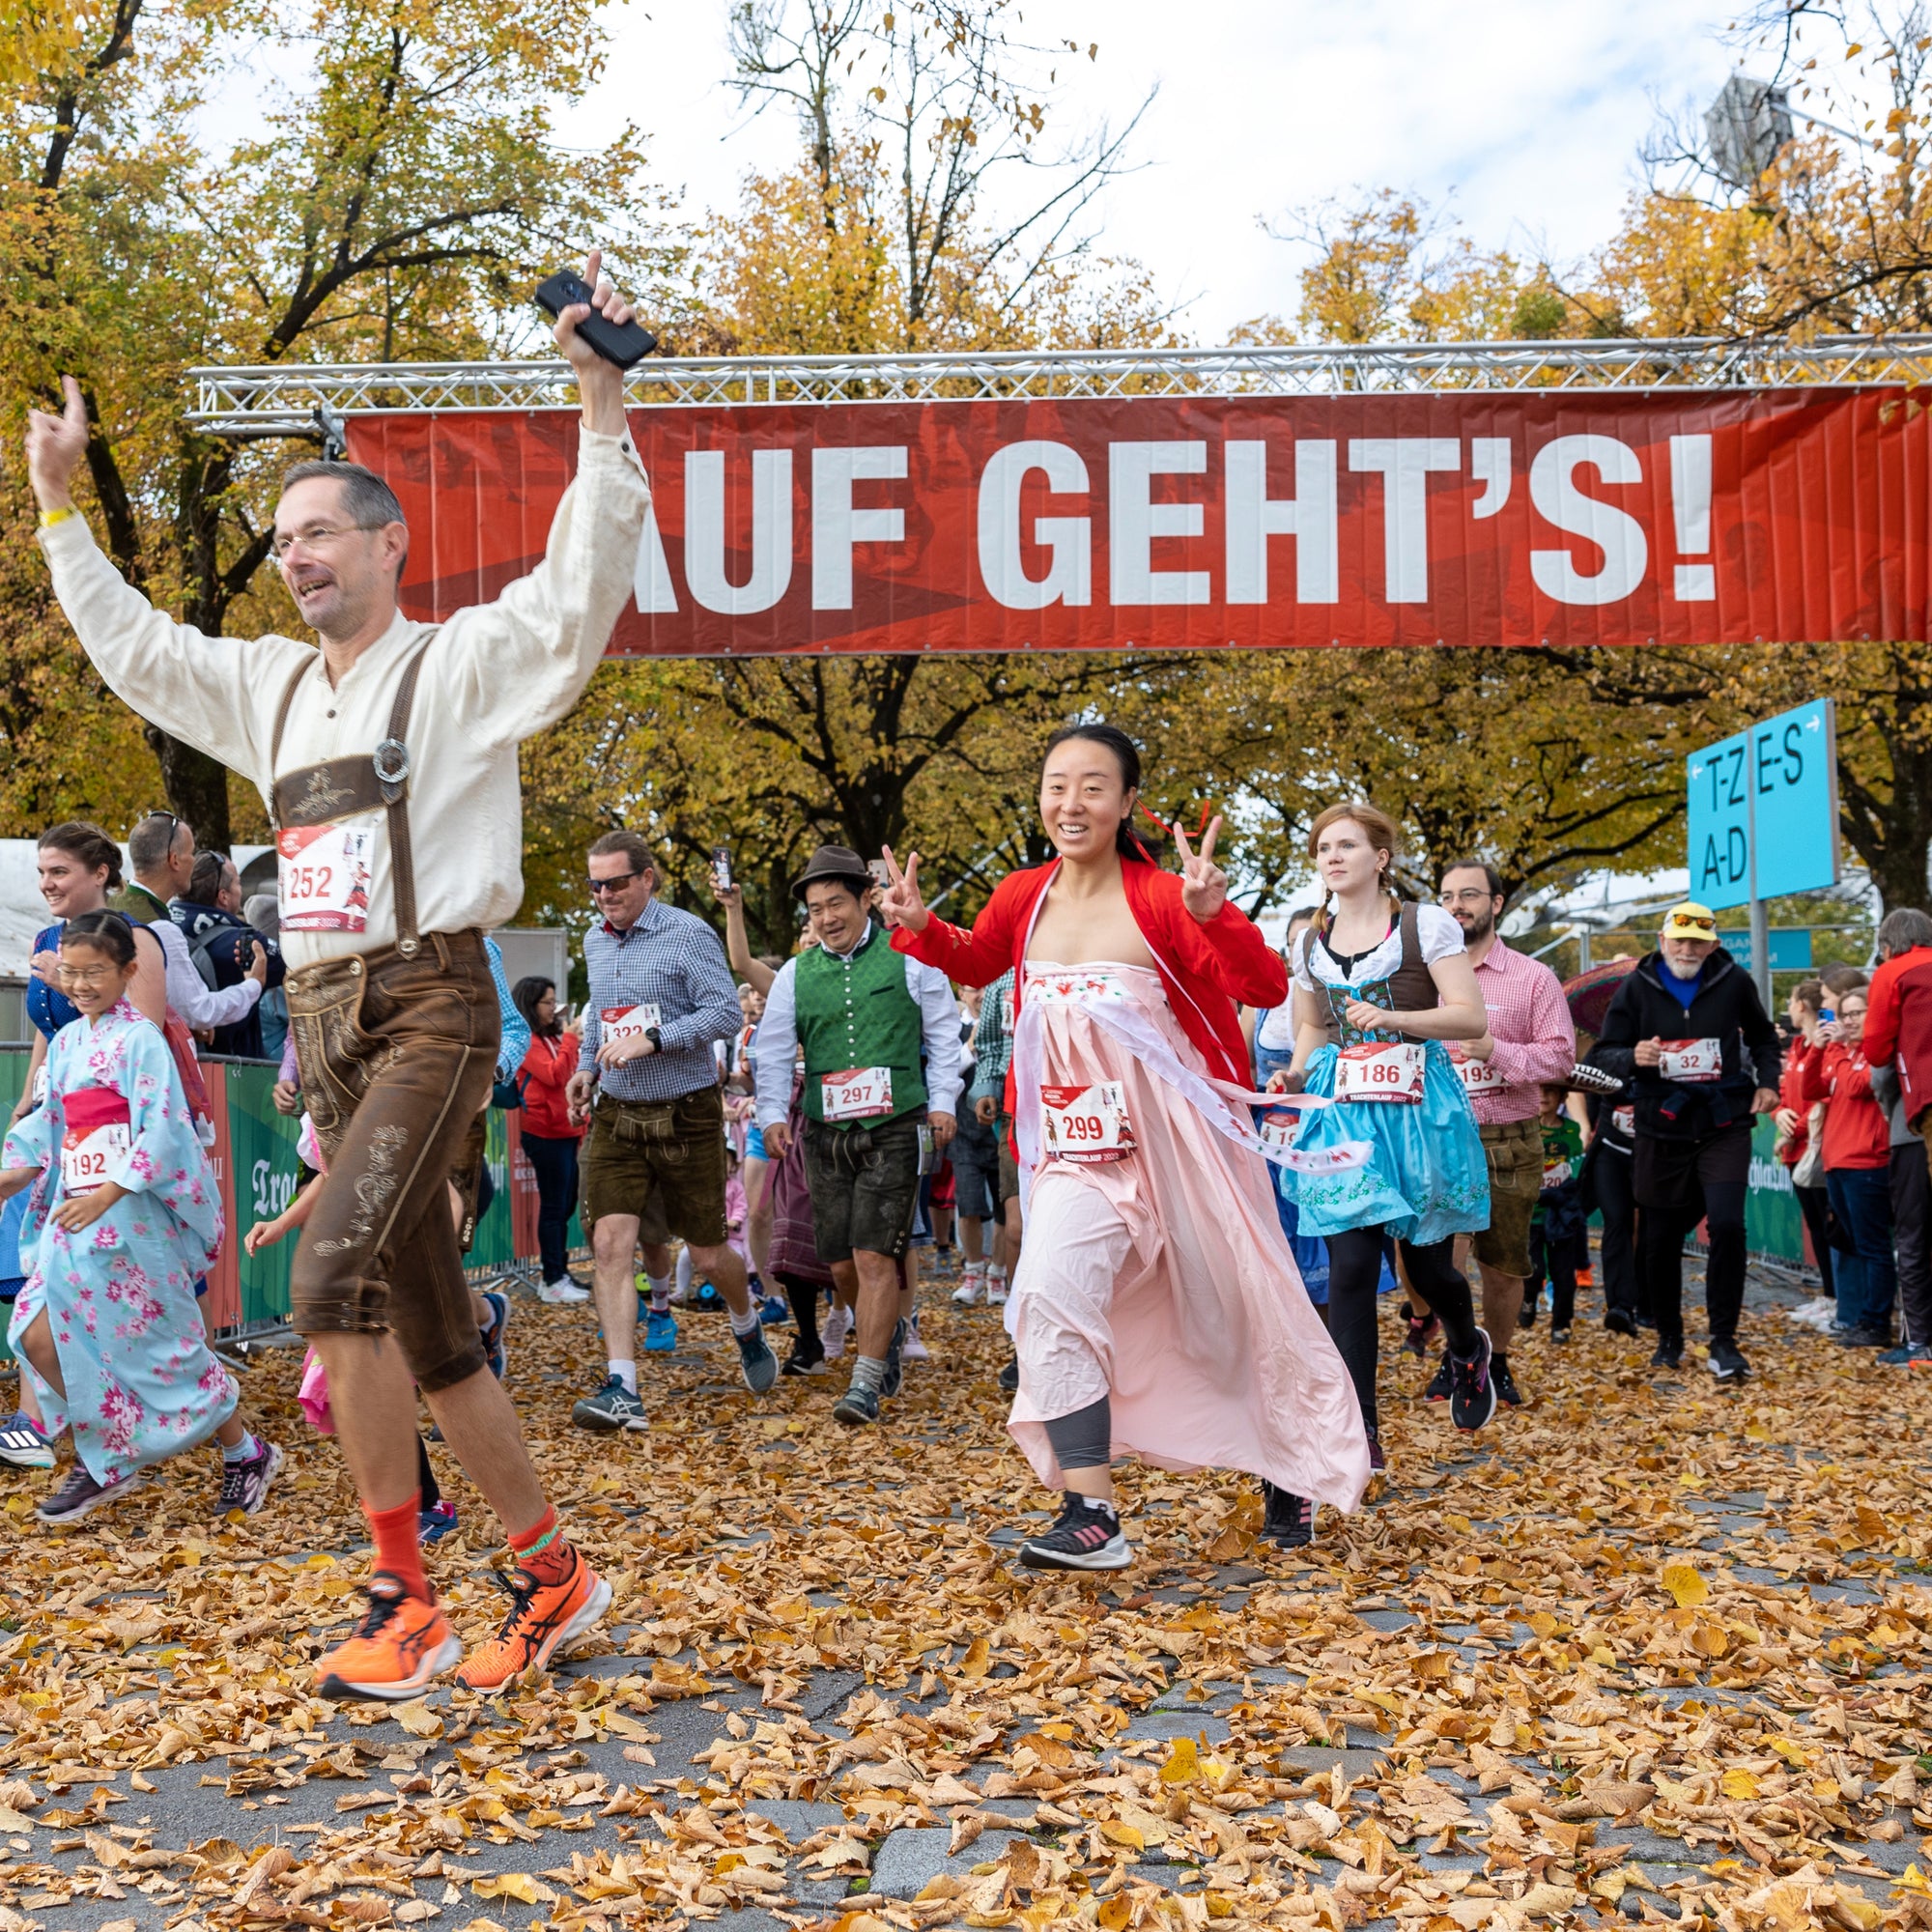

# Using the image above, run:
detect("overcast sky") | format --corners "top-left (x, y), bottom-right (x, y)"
top-left (581, 0), bottom-right (1748, 343)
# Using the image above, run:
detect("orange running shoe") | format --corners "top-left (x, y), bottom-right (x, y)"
top-left (316, 1574), bottom-right (462, 1701)
top-left (455, 1552), bottom-right (611, 1690)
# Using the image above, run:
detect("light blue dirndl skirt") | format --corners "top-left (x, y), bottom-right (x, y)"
top-left (1278, 1038), bottom-right (1490, 1248)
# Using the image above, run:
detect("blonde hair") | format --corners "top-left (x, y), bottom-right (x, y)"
top-left (1306, 801), bottom-right (1404, 943)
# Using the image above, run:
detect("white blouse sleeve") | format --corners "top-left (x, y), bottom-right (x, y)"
top-left (1291, 927), bottom-right (1321, 992)
top-left (1416, 903), bottom-right (1467, 964)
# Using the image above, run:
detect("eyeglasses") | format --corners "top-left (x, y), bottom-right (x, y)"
top-left (1439, 889), bottom-right (1496, 904)
top-left (1666, 917), bottom-right (1718, 935)
top-left (59, 962), bottom-right (120, 987)
top-left (587, 872), bottom-right (644, 895)
top-left (270, 522), bottom-right (386, 562)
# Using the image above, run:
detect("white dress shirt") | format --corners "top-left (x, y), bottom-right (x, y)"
top-left (753, 929), bottom-right (963, 1130)
top-left (153, 915), bottom-right (262, 1030)
top-left (39, 427), bottom-right (651, 971)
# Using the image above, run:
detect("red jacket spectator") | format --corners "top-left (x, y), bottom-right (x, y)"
top-left (1861, 940), bottom-right (1932, 1127)
top-left (1798, 1041), bottom-right (1889, 1170)
top-left (1776, 1036), bottom-right (1824, 1168)
top-left (517, 1030), bottom-right (583, 1141)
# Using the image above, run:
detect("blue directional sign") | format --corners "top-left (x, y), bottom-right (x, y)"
top-left (1687, 699), bottom-right (1839, 911)
top-left (1715, 928), bottom-right (1814, 973)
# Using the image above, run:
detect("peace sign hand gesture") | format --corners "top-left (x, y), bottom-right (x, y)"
top-left (1174, 815), bottom-right (1228, 923)
top-left (879, 847), bottom-right (930, 934)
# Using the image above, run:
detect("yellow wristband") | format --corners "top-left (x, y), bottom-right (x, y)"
top-left (38, 506), bottom-right (75, 529)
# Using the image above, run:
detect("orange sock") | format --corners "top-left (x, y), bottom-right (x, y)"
top-left (366, 1492), bottom-right (430, 1603)
top-left (508, 1504), bottom-right (575, 1587)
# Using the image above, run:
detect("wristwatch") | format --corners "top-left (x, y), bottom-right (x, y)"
top-left (644, 1026), bottom-right (664, 1052)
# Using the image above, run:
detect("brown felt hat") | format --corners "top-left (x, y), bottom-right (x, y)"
top-left (790, 843), bottom-right (873, 901)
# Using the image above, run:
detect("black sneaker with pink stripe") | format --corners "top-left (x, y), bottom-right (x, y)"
top-left (1018, 1492), bottom-right (1132, 1572)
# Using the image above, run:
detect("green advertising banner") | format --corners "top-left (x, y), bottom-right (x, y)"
top-left (1744, 1111), bottom-right (1807, 1267)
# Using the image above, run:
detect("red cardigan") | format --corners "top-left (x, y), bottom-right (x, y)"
top-left (1797, 1039), bottom-right (1889, 1171)
top-left (891, 860), bottom-right (1288, 1091)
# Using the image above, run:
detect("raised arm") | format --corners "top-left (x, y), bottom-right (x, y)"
top-left (888, 857), bottom-right (1028, 989)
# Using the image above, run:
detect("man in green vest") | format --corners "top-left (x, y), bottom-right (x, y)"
top-left (755, 845), bottom-right (961, 1426)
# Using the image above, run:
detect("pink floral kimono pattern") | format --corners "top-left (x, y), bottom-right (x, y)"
top-left (3, 1000), bottom-right (233, 1485)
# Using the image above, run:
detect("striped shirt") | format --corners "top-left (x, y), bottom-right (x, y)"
top-left (970, 968), bottom-right (1015, 1108)
top-left (579, 896), bottom-right (742, 1102)
top-left (1465, 937), bottom-right (1577, 1125)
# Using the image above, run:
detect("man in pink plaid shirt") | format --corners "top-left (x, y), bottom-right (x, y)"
top-left (1424, 861), bottom-right (1577, 1411)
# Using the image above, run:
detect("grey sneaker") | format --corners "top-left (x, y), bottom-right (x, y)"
top-left (734, 1322), bottom-right (779, 1395)
top-left (572, 1376), bottom-right (648, 1432)
top-left (217, 1438), bottom-right (283, 1516)
top-left (39, 1463), bottom-right (142, 1524)
top-left (0, 1411), bottom-right (55, 1470)
top-left (833, 1380), bottom-right (881, 1427)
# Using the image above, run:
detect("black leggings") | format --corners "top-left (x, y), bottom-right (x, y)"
top-left (1325, 1229), bottom-right (1478, 1434)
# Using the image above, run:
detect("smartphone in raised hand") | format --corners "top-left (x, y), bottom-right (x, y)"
top-left (711, 846), bottom-right (733, 894)
top-left (534, 270), bottom-right (657, 367)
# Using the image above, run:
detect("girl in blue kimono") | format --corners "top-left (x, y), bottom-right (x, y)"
top-left (0, 912), bottom-right (276, 1524)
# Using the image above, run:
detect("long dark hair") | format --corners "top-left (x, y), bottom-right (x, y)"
top-left (1041, 723), bottom-right (1151, 864)
top-left (513, 975), bottom-right (560, 1038)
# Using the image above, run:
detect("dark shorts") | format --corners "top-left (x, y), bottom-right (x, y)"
top-left (582, 1085), bottom-right (728, 1247)
top-left (1471, 1117), bottom-right (1541, 1279)
top-left (997, 1115), bottom-right (1021, 1207)
top-left (286, 929), bottom-right (499, 1393)
top-left (949, 1115), bottom-right (1001, 1221)
top-left (803, 1111), bottom-right (928, 1264)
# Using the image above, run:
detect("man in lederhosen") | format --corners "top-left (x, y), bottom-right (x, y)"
top-left (25, 252), bottom-right (648, 1701)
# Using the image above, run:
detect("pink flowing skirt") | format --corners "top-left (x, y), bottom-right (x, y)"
top-left (1008, 963), bottom-right (1371, 1512)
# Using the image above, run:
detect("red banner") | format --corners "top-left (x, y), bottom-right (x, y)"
top-left (347, 388), bottom-right (1932, 653)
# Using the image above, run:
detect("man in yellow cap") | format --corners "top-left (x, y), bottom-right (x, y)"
top-left (1584, 901), bottom-right (1781, 1383)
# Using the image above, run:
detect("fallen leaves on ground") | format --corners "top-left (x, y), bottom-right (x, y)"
top-left (0, 1279), bottom-right (1928, 1932)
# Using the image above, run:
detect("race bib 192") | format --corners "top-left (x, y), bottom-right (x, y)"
top-left (1041, 1082), bottom-right (1135, 1162)
top-left (278, 824), bottom-right (374, 933)
top-left (1335, 1041), bottom-right (1426, 1105)
top-left (1259, 1108), bottom-right (1300, 1150)
top-left (60, 1089), bottom-right (132, 1196)
top-left (1658, 1037), bottom-right (1722, 1084)
top-left (821, 1066), bottom-right (895, 1122)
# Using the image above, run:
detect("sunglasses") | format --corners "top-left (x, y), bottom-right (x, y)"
top-left (587, 872), bottom-right (644, 895)
top-left (1667, 916), bottom-right (1717, 933)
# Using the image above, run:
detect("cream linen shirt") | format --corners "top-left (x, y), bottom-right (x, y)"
top-left (38, 425), bottom-right (650, 971)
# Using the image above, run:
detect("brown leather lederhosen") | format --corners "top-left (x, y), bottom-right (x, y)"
top-left (1301, 900), bottom-right (1437, 1045)
top-left (272, 637), bottom-right (501, 1389)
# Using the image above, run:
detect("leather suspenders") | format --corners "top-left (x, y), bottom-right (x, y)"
top-left (269, 630), bottom-right (440, 957)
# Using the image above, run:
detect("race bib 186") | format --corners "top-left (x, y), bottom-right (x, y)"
top-left (278, 824), bottom-right (374, 933)
top-left (821, 1066), bottom-right (895, 1122)
top-left (1335, 1041), bottom-right (1426, 1105)
top-left (1041, 1082), bottom-right (1135, 1162)
top-left (1658, 1037), bottom-right (1722, 1083)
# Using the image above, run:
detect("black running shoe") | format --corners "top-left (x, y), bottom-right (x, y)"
top-left (1261, 1481), bottom-right (1314, 1548)
top-left (1448, 1329), bottom-right (1497, 1433)
top-left (881, 1318), bottom-right (908, 1399)
top-left (781, 1343), bottom-right (827, 1378)
top-left (1018, 1492), bottom-right (1131, 1571)
top-left (1518, 1294), bottom-right (1538, 1330)
top-left (997, 1355), bottom-right (1019, 1393)
top-left (1366, 1428), bottom-right (1386, 1472)
top-left (1421, 1355), bottom-right (1453, 1402)
top-left (1550, 1325), bottom-right (1572, 1344)
top-left (1651, 1340), bottom-right (1683, 1371)
top-left (1401, 1301), bottom-right (1439, 1357)
top-left (1707, 1337), bottom-right (1750, 1382)
top-left (1605, 1307), bottom-right (1637, 1338)
top-left (1491, 1355), bottom-right (1524, 1408)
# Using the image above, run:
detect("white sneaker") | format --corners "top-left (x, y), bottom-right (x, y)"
top-left (986, 1274), bottom-right (1009, 1308)
top-left (952, 1267), bottom-right (985, 1307)
top-left (538, 1277), bottom-right (589, 1304)
top-left (902, 1312), bottom-right (930, 1362)
top-left (821, 1302), bottom-right (853, 1356)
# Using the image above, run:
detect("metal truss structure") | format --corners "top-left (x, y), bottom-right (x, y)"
top-left (187, 334), bottom-right (1932, 440)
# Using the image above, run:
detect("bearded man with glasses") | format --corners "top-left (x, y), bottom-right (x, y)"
top-left (25, 250), bottom-right (647, 1702)
top-left (1586, 901), bottom-right (1782, 1383)
top-left (565, 831), bottom-right (778, 1430)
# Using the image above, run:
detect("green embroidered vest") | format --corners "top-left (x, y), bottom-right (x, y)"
top-left (795, 924), bottom-right (927, 1127)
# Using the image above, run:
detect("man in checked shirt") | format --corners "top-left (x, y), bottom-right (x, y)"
top-left (566, 831), bottom-right (779, 1428)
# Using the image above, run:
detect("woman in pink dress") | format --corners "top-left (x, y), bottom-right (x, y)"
top-left (882, 724), bottom-right (1370, 1571)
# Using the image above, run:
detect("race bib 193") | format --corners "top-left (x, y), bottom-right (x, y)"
top-left (278, 824), bottom-right (374, 933)
top-left (1448, 1044), bottom-right (1505, 1096)
top-left (1041, 1082), bottom-right (1135, 1162)
top-left (821, 1066), bottom-right (895, 1122)
top-left (1335, 1041), bottom-right (1426, 1105)
top-left (1658, 1037), bottom-right (1722, 1083)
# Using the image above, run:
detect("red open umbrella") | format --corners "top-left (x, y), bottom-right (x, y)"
top-left (1563, 957), bottom-right (1639, 1043)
